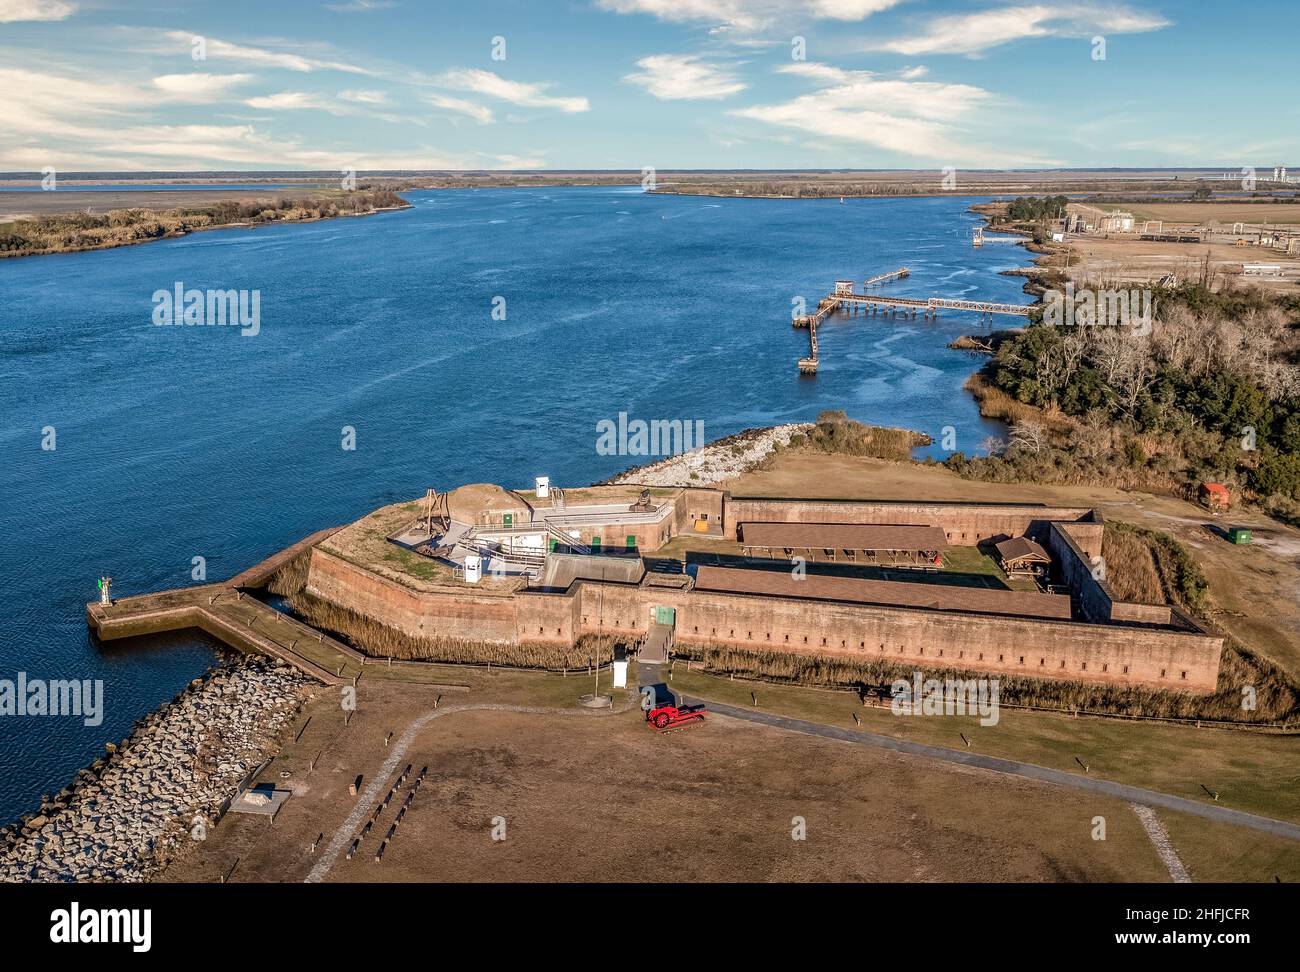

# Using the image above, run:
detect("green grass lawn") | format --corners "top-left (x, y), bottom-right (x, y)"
top-left (663, 666), bottom-right (1300, 825)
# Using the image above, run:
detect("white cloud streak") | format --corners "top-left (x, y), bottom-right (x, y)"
top-left (732, 62), bottom-right (1056, 165)
top-left (597, 0), bottom-right (903, 31)
top-left (434, 68), bottom-right (589, 113)
top-left (624, 54), bottom-right (746, 100)
top-left (0, 0), bottom-right (75, 23)
top-left (423, 92), bottom-right (495, 124)
top-left (868, 3), bottom-right (1171, 56)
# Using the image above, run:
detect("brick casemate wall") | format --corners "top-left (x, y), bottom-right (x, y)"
top-left (306, 547), bottom-right (1223, 694)
top-left (631, 585), bottom-right (1221, 693)
top-left (723, 497), bottom-right (1099, 546)
top-left (306, 548), bottom-right (520, 644)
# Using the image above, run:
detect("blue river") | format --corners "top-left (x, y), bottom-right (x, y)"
top-left (0, 186), bottom-right (1030, 823)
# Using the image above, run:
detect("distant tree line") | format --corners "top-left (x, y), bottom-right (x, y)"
top-left (947, 284), bottom-right (1300, 523)
top-left (999, 195), bottom-right (1070, 223)
top-left (0, 189), bottom-right (407, 257)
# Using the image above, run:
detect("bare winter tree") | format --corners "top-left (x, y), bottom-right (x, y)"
top-left (1009, 420), bottom-right (1050, 454)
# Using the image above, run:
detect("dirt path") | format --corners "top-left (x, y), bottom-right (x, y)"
top-left (305, 699), bottom-right (636, 883)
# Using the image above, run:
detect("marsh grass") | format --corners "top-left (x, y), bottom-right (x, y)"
top-left (1102, 520), bottom-right (1209, 614)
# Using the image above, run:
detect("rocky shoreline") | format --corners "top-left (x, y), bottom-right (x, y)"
top-left (603, 423), bottom-right (812, 487)
top-left (0, 657), bottom-right (310, 883)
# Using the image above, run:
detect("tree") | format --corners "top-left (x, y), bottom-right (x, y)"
top-left (1009, 420), bottom-right (1049, 454)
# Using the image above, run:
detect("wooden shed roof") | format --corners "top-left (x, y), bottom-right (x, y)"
top-left (993, 536), bottom-right (1051, 564)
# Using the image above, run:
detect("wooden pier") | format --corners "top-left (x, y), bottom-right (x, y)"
top-left (792, 272), bottom-right (1032, 374)
top-left (863, 267), bottom-right (910, 288)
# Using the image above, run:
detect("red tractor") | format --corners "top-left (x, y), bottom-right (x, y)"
top-left (646, 702), bottom-right (706, 732)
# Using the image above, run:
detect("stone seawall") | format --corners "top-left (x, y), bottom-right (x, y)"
top-left (0, 657), bottom-right (309, 883)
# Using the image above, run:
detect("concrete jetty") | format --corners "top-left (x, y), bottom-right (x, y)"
top-left (86, 528), bottom-right (362, 685)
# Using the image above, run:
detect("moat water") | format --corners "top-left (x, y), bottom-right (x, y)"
top-left (0, 186), bottom-right (1031, 823)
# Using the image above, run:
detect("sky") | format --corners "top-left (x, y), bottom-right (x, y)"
top-left (1, 0), bottom-right (1298, 172)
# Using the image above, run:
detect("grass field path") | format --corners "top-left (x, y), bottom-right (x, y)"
top-left (687, 699), bottom-right (1300, 844)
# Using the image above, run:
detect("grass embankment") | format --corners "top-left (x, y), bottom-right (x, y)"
top-left (777, 411), bottom-right (929, 461)
top-left (0, 188), bottom-right (407, 257)
top-left (665, 666), bottom-right (1300, 826)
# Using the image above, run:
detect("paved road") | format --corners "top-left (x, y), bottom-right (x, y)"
top-left (682, 697), bottom-right (1300, 844)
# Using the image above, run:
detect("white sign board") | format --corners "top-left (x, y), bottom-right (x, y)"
top-left (612, 660), bottom-right (628, 689)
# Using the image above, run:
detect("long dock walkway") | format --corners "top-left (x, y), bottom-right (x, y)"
top-left (793, 271), bottom-right (1032, 374)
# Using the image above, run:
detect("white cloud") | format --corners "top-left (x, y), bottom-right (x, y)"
top-left (0, 0), bottom-right (75, 23)
top-left (152, 73), bottom-right (253, 100)
top-left (597, 0), bottom-right (902, 31)
top-left (423, 92), bottom-right (494, 124)
top-left (434, 68), bottom-right (589, 113)
top-left (326, 0), bottom-right (397, 10)
top-left (624, 54), bottom-right (746, 100)
top-left (869, 3), bottom-right (1171, 56)
top-left (339, 88), bottom-right (389, 104)
top-left (0, 63), bottom-right (534, 171)
top-left (244, 91), bottom-right (323, 109)
top-left (244, 91), bottom-right (342, 112)
top-left (733, 62), bottom-right (1055, 165)
top-left (156, 30), bottom-right (373, 74)
top-left (807, 0), bottom-right (903, 19)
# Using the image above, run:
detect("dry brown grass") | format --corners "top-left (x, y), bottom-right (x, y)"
top-left (162, 690), bottom-right (1182, 883)
top-left (963, 373), bottom-right (1075, 440)
top-left (1123, 202), bottom-right (1300, 225)
top-left (266, 551), bottom-right (311, 598)
top-left (1102, 527), bottom-right (1165, 604)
